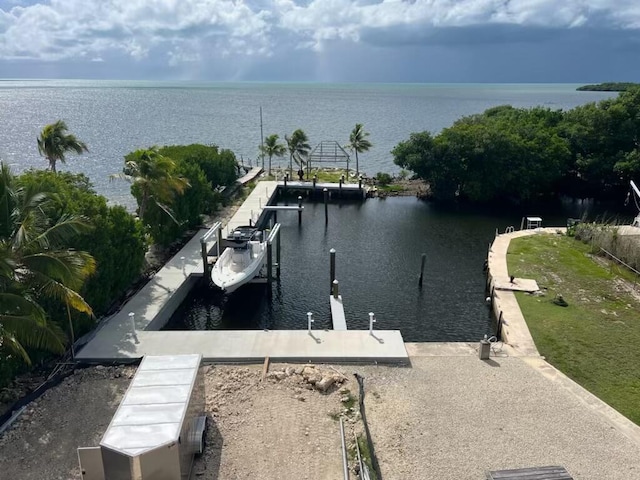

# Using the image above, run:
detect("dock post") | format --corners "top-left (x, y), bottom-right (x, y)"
top-left (418, 253), bottom-right (426, 287)
top-left (284, 173), bottom-right (288, 190)
top-left (298, 196), bottom-right (303, 226)
top-left (339, 175), bottom-right (344, 198)
top-left (129, 312), bottom-right (135, 333)
top-left (330, 248), bottom-right (336, 294)
top-left (369, 312), bottom-right (376, 335)
top-left (324, 188), bottom-right (329, 224)
top-left (332, 280), bottom-right (339, 298)
top-left (359, 175), bottom-right (363, 190)
top-left (267, 240), bottom-right (273, 292)
top-left (313, 175), bottom-right (317, 189)
top-left (307, 312), bottom-right (314, 334)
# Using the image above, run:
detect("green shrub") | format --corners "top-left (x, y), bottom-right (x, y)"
top-left (375, 172), bottom-right (393, 186)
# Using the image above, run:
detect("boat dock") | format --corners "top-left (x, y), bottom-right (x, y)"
top-left (76, 179), bottom-right (407, 363)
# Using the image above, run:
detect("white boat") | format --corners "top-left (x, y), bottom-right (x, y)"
top-left (211, 226), bottom-right (267, 293)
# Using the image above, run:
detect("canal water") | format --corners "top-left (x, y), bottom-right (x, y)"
top-left (164, 195), bottom-right (631, 341)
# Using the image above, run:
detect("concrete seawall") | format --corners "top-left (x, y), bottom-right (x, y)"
top-left (485, 227), bottom-right (565, 357)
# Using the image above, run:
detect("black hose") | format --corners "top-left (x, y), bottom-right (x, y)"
top-left (354, 373), bottom-right (383, 480)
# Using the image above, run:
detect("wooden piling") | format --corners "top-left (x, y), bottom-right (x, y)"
top-left (330, 248), bottom-right (336, 294)
top-left (323, 188), bottom-right (329, 224)
top-left (332, 279), bottom-right (339, 298)
top-left (298, 196), bottom-right (303, 226)
top-left (339, 175), bottom-right (344, 198)
top-left (358, 175), bottom-right (363, 190)
top-left (418, 253), bottom-right (426, 287)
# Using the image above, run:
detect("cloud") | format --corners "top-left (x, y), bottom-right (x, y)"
top-left (0, 0), bottom-right (639, 80)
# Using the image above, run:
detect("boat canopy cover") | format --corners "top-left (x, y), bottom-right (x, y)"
top-left (100, 354), bottom-right (202, 457)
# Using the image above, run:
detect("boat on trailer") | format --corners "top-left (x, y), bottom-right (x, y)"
top-left (211, 226), bottom-right (267, 293)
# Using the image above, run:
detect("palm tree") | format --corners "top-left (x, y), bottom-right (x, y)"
top-left (260, 134), bottom-right (287, 176)
top-left (0, 162), bottom-right (96, 364)
top-left (285, 129), bottom-right (311, 179)
top-left (37, 120), bottom-right (88, 173)
top-left (111, 147), bottom-right (189, 222)
top-left (348, 123), bottom-right (372, 179)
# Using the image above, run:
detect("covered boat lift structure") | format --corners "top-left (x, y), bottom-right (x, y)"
top-left (78, 354), bottom-right (206, 480)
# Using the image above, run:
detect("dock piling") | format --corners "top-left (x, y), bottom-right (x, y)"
top-left (324, 188), bottom-right (329, 224)
top-left (418, 253), bottom-right (426, 287)
top-left (313, 175), bottom-right (317, 189)
top-left (332, 280), bottom-right (339, 298)
top-left (129, 312), bottom-right (135, 332)
top-left (339, 175), bottom-right (344, 198)
top-left (298, 196), bottom-right (303, 225)
top-left (358, 175), bottom-right (363, 190)
top-left (330, 248), bottom-right (336, 294)
top-left (284, 173), bottom-right (288, 190)
top-left (369, 312), bottom-right (376, 335)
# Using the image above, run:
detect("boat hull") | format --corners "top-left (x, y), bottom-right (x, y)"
top-left (211, 241), bottom-right (267, 293)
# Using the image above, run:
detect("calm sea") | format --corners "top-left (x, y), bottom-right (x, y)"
top-left (0, 80), bottom-right (616, 209)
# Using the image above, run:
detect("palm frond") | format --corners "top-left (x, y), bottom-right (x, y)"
top-left (23, 250), bottom-right (96, 290)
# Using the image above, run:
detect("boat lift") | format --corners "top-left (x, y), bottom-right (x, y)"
top-left (77, 354), bottom-right (206, 480)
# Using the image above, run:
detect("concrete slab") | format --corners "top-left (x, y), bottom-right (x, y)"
top-left (493, 278), bottom-right (539, 292)
top-left (78, 329), bottom-right (408, 364)
top-left (329, 295), bottom-right (347, 330)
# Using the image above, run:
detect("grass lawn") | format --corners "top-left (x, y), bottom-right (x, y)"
top-left (507, 234), bottom-right (640, 424)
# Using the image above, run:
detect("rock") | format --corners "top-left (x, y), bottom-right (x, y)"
top-left (285, 367), bottom-right (295, 376)
top-left (339, 387), bottom-right (350, 394)
top-left (267, 371), bottom-right (286, 381)
top-left (316, 375), bottom-right (336, 392)
top-left (294, 366), bottom-right (304, 375)
top-left (340, 395), bottom-right (351, 403)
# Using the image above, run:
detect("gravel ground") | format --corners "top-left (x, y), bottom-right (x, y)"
top-left (358, 356), bottom-right (640, 480)
top-left (0, 363), bottom-right (358, 480)
top-left (2, 356), bottom-right (639, 480)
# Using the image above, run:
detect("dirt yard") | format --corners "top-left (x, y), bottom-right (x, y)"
top-left (0, 363), bottom-right (363, 480)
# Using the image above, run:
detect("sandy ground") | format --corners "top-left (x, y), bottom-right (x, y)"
top-left (2, 357), bottom-right (640, 480)
top-left (0, 363), bottom-right (359, 480)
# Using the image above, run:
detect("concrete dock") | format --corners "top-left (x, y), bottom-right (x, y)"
top-left (77, 179), bottom-right (407, 363)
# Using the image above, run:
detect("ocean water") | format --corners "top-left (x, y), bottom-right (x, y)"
top-left (0, 80), bottom-right (616, 209)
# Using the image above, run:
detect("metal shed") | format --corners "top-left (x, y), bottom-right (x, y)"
top-left (78, 354), bottom-right (206, 480)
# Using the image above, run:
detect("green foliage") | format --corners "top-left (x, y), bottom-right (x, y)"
top-left (508, 234), bottom-right (640, 425)
top-left (37, 120), bottom-right (88, 173)
top-left (17, 170), bottom-right (146, 318)
top-left (260, 134), bottom-right (286, 175)
top-left (394, 90), bottom-right (640, 204)
top-left (577, 82), bottom-right (640, 92)
top-left (159, 144), bottom-right (238, 188)
top-left (348, 123), bottom-right (372, 178)
top-left (375, 172), bottom-right (392, 186)
top-left (0, 164), bottom-right (95, 366)
top-left (285, 129), bottom-right (311, 176)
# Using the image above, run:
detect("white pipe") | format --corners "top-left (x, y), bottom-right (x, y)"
top-left (307, 312), bottom-right (314, 334)
top-left (369, 312), bottom-right (376, 335)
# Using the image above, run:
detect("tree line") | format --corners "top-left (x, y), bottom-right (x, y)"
top-left (259, 124), bottom-right (372, 178)
top-left (393, 88), bottom-right (640, 204)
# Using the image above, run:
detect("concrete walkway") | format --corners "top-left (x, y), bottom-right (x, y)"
top-left (486, 227), bottom-right (564, 356)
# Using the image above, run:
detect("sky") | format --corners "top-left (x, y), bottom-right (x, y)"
top-left (1, 0), bottom-right (639, 83)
